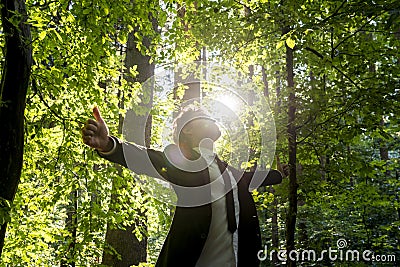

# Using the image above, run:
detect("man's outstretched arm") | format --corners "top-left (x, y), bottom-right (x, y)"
top-left (81, 107), bottom-right (168, 180)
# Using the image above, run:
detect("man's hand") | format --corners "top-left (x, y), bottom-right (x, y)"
top-left (276, 156), bottom-right (290, 178)
top-left (81, 106), bottom-right (113, 152)
top-left (279, 164), bottom-right (290, 178)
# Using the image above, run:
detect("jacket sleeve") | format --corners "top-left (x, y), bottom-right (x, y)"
top-left (97, 136), bottom-right (169, 180)
top-left (226, 163), bottom-right (283, 189)
top-left (255, 169), bottom-right (283, 186)
top-left (238, 169), bottom-right (283, 190)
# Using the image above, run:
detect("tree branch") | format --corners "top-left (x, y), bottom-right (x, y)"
top-left (318, 0), bottom-right (348, 25)
top-left (32, 79), bottom-right (66, 123)
top-left (304, 46), bottom-right (361, 90)
top-left (333, 14), bottom-right (380, 51)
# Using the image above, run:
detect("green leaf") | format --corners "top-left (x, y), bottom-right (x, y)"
top-left (52, 30), bottom-right (63, 43)
top-left (103, 7), bottom-right (109, 16)
top-left (286, 36), bottom-right (295, 49)
top-left (38, 31), bottom-right (47, 41)
top-left (276, 40), bottom-right (285, 49)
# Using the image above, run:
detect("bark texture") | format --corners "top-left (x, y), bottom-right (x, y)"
top-left (283, 26), bottom-right (298, 267)
top-left (101, 28), bottom-right (153, 266)
top-left (0, 0), bottom-right (32, 257)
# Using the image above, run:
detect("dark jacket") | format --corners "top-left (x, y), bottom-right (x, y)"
top-left (99, 137), bottom-right (282, 267)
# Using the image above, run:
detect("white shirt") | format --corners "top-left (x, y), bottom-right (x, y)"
top-left (194, 147), bottom-right (240, 267)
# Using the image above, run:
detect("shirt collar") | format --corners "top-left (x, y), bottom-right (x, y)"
top-left (193, 147), bottom-right (216, 163)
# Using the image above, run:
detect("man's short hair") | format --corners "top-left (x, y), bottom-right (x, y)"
top-left (172, 106), bottom-right (214, 144)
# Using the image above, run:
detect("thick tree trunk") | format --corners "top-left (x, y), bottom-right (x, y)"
top-left (0, 0), bottom-right (32, 257)
top-left (101, 29), bottom-right (153, 266)
top-left (283, 26), bottom-right (298, 267)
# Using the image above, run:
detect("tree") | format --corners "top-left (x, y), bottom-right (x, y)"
top-left (282, 25), bottom-right (298, 267)
top-left (102, 25), bottom-right (155, 266)
top-left (0, 0), bottom-right (32, 257)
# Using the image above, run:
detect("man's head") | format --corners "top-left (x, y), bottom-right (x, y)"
top-left (173, 106), bottom-right (221, 147)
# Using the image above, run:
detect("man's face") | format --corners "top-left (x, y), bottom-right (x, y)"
top-left (182, 118), bottom-right (221, 144)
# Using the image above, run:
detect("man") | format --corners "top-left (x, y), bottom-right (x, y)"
top-left (82, 106), bottom-right (284, 266)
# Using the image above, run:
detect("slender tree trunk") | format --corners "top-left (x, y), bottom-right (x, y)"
top-left (396, 171), bottom-right (400, 221)
top-left (283, 26), bottom-right (298, 267)
top-left (174, 66), bottom-right (201, 101)
top-left (270, 187), bottom-right (279, 265)
top-left (61, 190), bottom-right (78, 267)
top-left (395, 27), bottom-right (400, 227)
top-left (102, 27), bottom-right (154, 266)
top-left (246, 65), bottom-right (258, 163)
top-left (262, 63), bottom-right (280, 266)
top-left (173, 3), bottom-right (201, 103)
top-left (0, 0), bottom-right (32, 257)
top-left (262, 66), bottom-right (270, 102)
top-left (365, 32), bottom-right (389, 166)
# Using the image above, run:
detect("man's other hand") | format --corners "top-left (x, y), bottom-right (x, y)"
top-left (276, 156), bottom-right (290, 178)
top-left (81, 106), bottom-right (113, 152)
top-left (279, 164), bottom-right (290, 178)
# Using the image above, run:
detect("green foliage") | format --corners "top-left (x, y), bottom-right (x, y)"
top-left (1, 0), bottom-right (168, 265)
top-left (179, 0), bottom-right (400, 265)
top-left (1, 0), bottom-right (399, 265)
top-left (0, 198), bottom-right (11, 228)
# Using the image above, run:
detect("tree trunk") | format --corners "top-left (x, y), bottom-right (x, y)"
top-left (269, 187), bottom-right (279, 265)
top-left (395, 27), bottom-right (400, 224)
top-left (0, 0), bottom-right (32, 257)
top-left (396, 171), bottom-right (400, 221)
top-left (102, 28), bottom-right (154, 266)
top-left (61, 190), bottom-right (78, 267)
top-left (262, 66), bottom-right (270, 102)
top-left (261, 62), bottom-right (282, 265)
top-left (174, 58), bottom-right (201, 103)
top-left (378, 129), bottom-right (389, 162)
top-left (283, 26), bottom-right (298, 267)
top-left (174, 3), bottom-right (201, 103)
top-left (275, 62), bottom-right (282, 114)
top-left (269, 67), bottom-right (281, 266)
